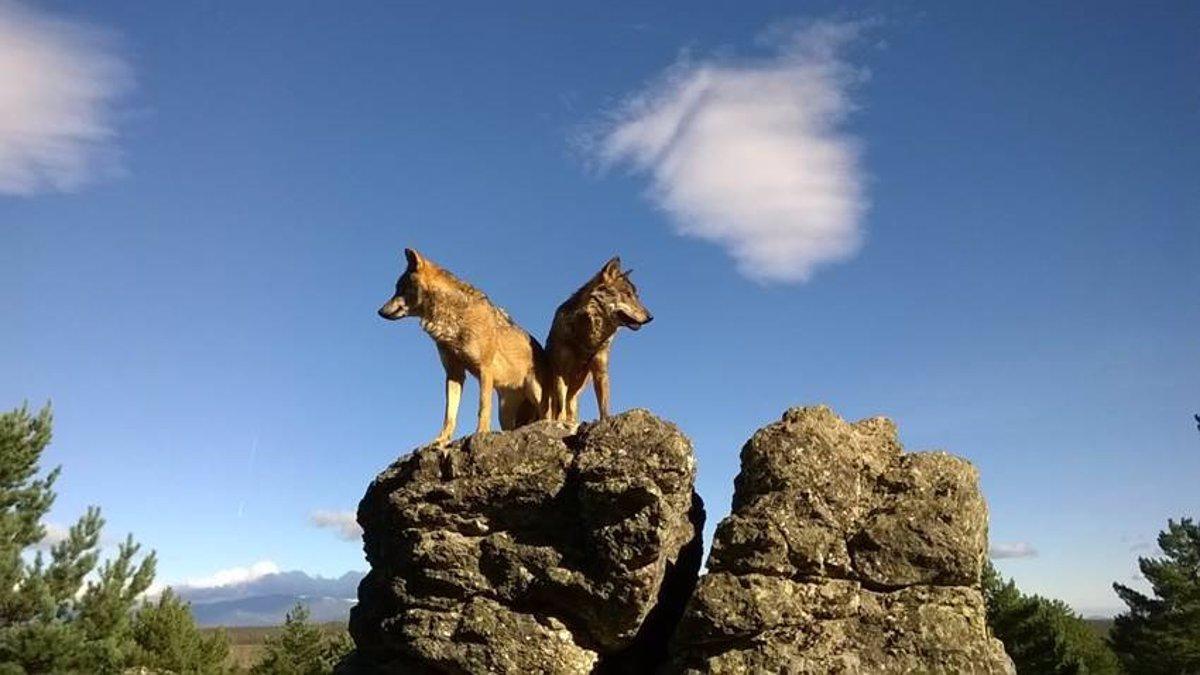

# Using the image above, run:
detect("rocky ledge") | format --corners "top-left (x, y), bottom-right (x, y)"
top-left (340, 406), bottom-right (1013, 674)
top-left (340, 410), bottom-right (704, 674)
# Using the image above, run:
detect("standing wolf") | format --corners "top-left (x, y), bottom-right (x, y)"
top-left (545, 257), bottom-right (653, 423)
top-left (377, 249), bottom-right (548, 445)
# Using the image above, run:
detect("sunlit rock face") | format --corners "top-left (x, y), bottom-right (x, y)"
top-left (667, 405), bottom-right (1014, 674)
top-left (340, 410), bottom-right (704, 674)
top-left (339, 405), bottom-right (1013, 674)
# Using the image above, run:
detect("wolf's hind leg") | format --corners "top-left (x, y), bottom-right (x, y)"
top-left (551, 375), bottom-right (569, 422)
top-left (589, 352), bottom-right (610, 419)
top-left (476, 370), bottom-right (494, 434)
top-left (567, 391), bottom-right (582, 424)
top-left (524, 375), bottom-right (550, 421)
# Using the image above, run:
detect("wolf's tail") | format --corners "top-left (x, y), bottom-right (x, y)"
top-left (513, 332), bottom-right (554, 428)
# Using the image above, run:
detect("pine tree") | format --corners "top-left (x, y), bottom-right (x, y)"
top-left (1110, 517), bottom-right (1200, 674)
top-left (130, 589), bottom-right (231, 673)
top-left (251, 603), bottom-right (352, 675)
top-left (0, 403), bottom-right (229, 673)
top-left (982, 561), bottom-right (1120, 674)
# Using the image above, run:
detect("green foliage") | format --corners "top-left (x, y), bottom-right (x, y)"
top-left (1110, 517), bottom-right (1200, 674)
top-left (251, 604), bottom-right (352, 675)
top-left (0, 403), bottom-right (228, 673)
top-left (131, 588), bottom-right (231, 673)
top-left (982, 561), bottom-right (1120, 674)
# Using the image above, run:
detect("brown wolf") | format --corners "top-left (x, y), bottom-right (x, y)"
top-left (545, 256), bottom-right (653, 423)
top-left (377, 249), bottom-right (548, 445)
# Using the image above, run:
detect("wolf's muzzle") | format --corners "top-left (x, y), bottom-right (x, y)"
top-left (378, 299), bottom-right (407, 320)
top-left (623, 312), bottom-right (653, 331)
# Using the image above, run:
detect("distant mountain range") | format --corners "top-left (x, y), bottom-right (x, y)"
top-left (175, 570), bottom-right (364, 627)
top-left (176, 570), bottom-right (1119, 629)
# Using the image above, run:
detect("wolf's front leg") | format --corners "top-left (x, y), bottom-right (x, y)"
top-left (435, 369), bottom-right (464, 446)
top-left (564, 371), bottom-right (588, 424)
top-left (476, 370), bottom-right (494, 433)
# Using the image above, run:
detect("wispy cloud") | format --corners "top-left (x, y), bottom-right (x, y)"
top-left (0, 0), bottom-right (131, 195)
top-left (592, 19), bottom-right (871, 283)
top-left (310, 510), bottom-right (362, 542)
top-left (990, 541), bottom-right (1038, 559)
top-left (1120, 533), bottom-right (1156, 553)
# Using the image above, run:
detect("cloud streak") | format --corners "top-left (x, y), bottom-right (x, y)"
top-left (0, 0), bottom-right (131, 195)
top-left (990, 542), bottom-right (1038, 559)
top-left (594, 19), bottom-right (870, 283)
top-left (310, 509), bottom-right (362, 542)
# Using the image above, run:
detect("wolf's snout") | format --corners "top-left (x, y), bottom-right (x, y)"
top-left (378, 298), bottom-right (406, 320)
top-left (629, 313), bottom-right (652, 330)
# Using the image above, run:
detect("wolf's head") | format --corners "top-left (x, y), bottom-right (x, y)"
top-left (378, 248), bottom-right (432, 320)
top-left (591, 256), bottom-right (653, 331)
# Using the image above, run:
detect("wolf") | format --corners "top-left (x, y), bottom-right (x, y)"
top-left (545, 256), bottom-right (653, 423)
top-left (377, 248), bottom-right (548, 445)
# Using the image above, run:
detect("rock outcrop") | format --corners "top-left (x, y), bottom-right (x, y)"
top-left (667, 406), bottom-right (1013, 674)
top-left (341, 405), bottom-right (1013, 674)
top-left (340, 410), bottom-right (705, 674)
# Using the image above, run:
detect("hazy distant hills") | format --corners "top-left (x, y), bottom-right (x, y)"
top-left (176, 570), bottom-right (364, 627)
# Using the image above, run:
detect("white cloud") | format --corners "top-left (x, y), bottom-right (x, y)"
top-left (34, 522), bottom-right (71, 551)
top-left (181, 560), bottom-right (281, 589)
top-left (310, 510), bottom-right (362, 542)
top-left (0, 0), bottom-right (131, 195)
top-left (594, 19), bottom-right (870, 283)
top-left (990, 542), bottom-right (1038, 559)
top-left (142, 559), bottom-right (283, 599)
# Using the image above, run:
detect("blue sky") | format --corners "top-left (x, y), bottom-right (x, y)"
top-left (2, 1), bottom-right (1196, 615)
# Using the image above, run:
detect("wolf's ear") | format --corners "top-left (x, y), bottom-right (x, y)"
top-left (404, 248), bottom-right (427, 272)
top-left (600, 256), bottom-right (622, 280)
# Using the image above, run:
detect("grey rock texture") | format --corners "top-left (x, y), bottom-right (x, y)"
top-left (667, 405), bottom-right (1013, 674)
top-left (341, 410), bottom-right (705, 674)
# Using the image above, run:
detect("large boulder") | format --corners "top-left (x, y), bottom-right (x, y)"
top-left (668, 406), bottom-right (1013, 674)
top-left (341, 410), bottom-right (705, 674)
